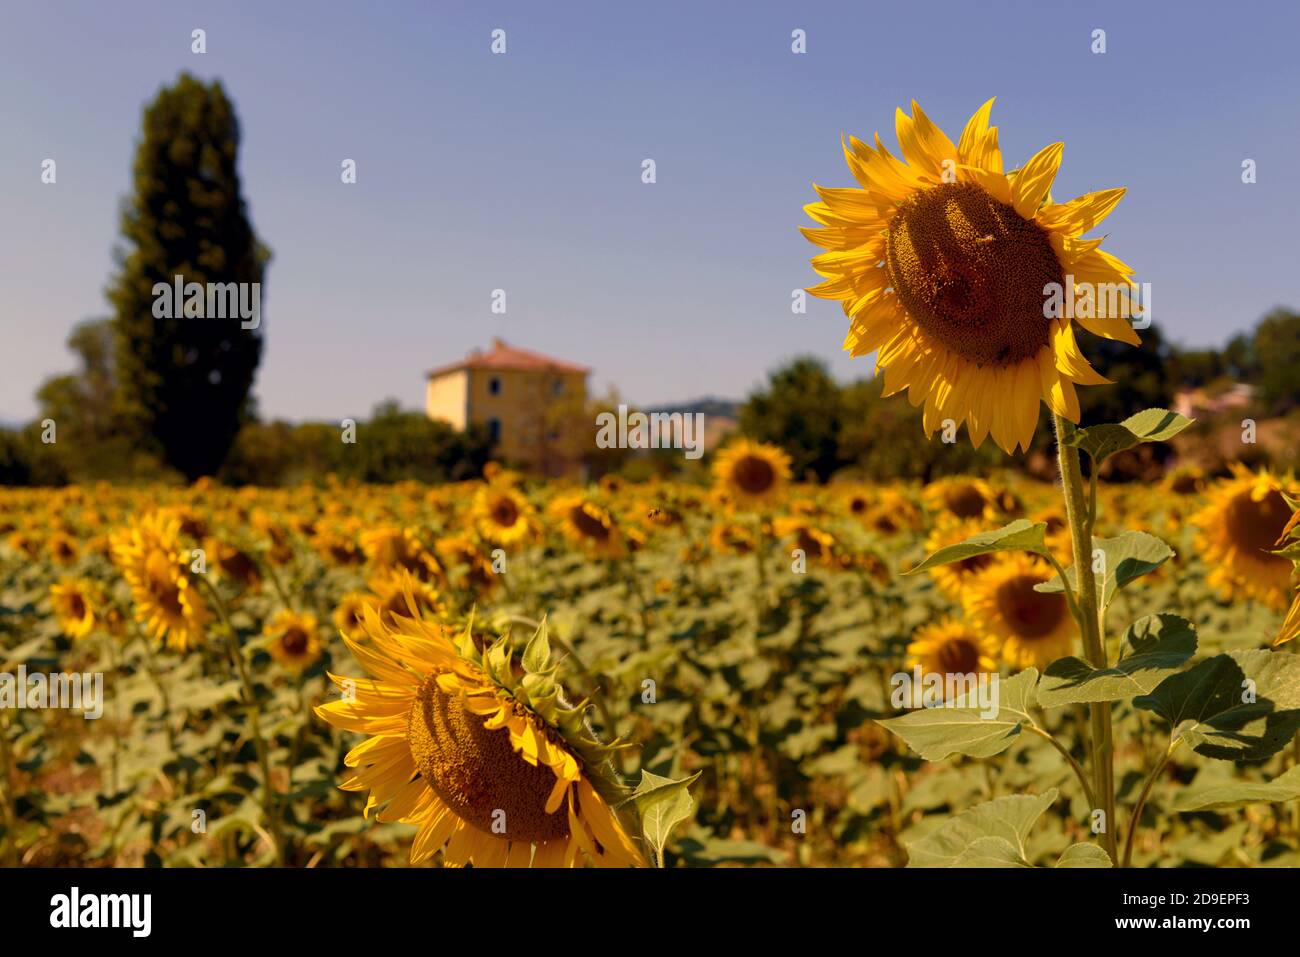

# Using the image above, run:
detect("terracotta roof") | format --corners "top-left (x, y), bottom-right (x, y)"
top-left (426, 338), bottom-right (590, 379)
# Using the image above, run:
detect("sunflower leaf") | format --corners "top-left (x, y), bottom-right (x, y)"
top-left (905, 789), bottom-right (1057, 867)
top-left (1064, 408), bottom-right (1195, 464)
top-left (876, 668), bottom-right (1038, 760)
top-left (1134, 650), bottom-right (1300, 761)
top-left (1036, 614), bottom-right (1197, 707)
top-left (904, 520), bottom-right (1048, 574)
top-left (1172, 765), bottom-right (1300, 811)
top-left (1054, 843), bottom-right (1113, 868)
top-left (626, 770), bottom-right (702, 866)
top-left (1035, 530), bottom-right (1173, 609)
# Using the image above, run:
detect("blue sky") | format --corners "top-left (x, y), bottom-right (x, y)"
top-left (2, 0), bottom-right (1297, 423)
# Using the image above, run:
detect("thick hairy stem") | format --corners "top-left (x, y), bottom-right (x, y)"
top-left (1053, 413), bottom-right (1117, 863)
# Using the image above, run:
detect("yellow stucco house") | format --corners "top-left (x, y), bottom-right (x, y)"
top-left (425, 338), bottom-right (590, 477)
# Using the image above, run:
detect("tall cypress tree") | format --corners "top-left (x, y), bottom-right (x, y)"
top-left (109, 73), bottom-right (269, 480)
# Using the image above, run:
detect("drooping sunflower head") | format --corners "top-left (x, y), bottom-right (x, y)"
top-left (264, 609), bottom-right (322, 672)
top-left (472, 482), bottom-right (538, 546)
top-left (435, 533), bottom-right (500, 596)
top-left (1193, 466), bottom-right (1296, 611)
top-left (315, 586), bottom-right (645, 868)
top-left (712, 439), bottom-right (792, 509)
top-left (110, 512), bottom-right (208, 651)
top-left (803, 100), bottom-right (1140, 453)
top-left (49, 578), bottom-right (101, 641)
top-left (548, 492), bottom-right (625, 558)
top-left (708, 520), bottom-right (755, 556)
top-left (963, 552), bottom-right (1075, 670)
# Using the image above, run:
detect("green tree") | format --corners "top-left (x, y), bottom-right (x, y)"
top-left (739, 357), bottom-right (845, 481)
top-left (109, 73), bottom-right (269, 480)
top-left (1252, 308), bottom-right (1300, 412)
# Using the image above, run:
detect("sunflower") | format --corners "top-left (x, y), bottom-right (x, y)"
top-left (548, 492), bottom-right (625, 558)
top-left (906, 618), bottom-right (999, 678)
top-left (436, 533), bottom-right (500, 596)
top-left (361, 526), bottom-right (443, 583)
top-left (47, 532), bottom-right (80, 566)
top-left (922, 476), bottom-right (998, 521)
top-left (712, 439), bottom-right (792, 509)
top-left (203, 536), bottom-right (263, 590)
top-left (921, 515), bottom-right (999, 600)
top-left (773, 516), bottom-right (837, 568)
top-left (1192, 466), bottom-right (1296, 611)
top-left (110, 512), bottom-right (209, 651)
top-left (803, 99), bottom-right (1140, 453)
top-left (964, 553), bottom-right (1075, 669)
top-left (264, 609), bottom-right (323, 672)
top-left (334, 592), bottom-right (371, 640)
top-left (472, 482), bottom-right (538, 546)
top-left (368, 573), bottom-right (446, 629)
top-left (315, 592), bottom-right (645, 867)
top-left (49, 579), bottom-right (100, 640)
top-left (708, 521), bottom-right (755, 556)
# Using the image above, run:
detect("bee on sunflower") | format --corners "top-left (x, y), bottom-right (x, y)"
top-left (803, 99), bottom-right (1139, 453)
top-left (1191, 466), bottom-right (1296, 612)
top-left (315, 584), bottom-right (645, 867)
top-left (712, 439), bottom-right (792, 510)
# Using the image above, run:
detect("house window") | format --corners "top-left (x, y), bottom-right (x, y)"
top-left (487, 418), bottom-right (502, 443)
top-left (551, 379), bottom-right (563, 397)
top-left (488, 377), bottom-right (502, 396)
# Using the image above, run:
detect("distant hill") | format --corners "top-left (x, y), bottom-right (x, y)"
top-left (650, 396), bottom-right (740, 420)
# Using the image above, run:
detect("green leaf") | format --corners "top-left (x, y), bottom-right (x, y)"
top-left (906, 789), bottom-right (1057, 867)
top-left (905, 520), bottom-right (1048, 575)
top-left (1054, 843), bottom-right (1113, 868)
top-left (1036, 530), bottom-right (1174, 609)
top-left (626, 770), bottom-right (702, 865)
top-left (877, 668), bottom-right (1037, 760)
top-left (1065, 408), bottom-right (1194, 464)
top-left (1173, 766), bottom-right (1300, 811)
top-left (1037, 614), bottom-right (1197, 707)
top-left (1134, 649), bottom-right (1300, 761)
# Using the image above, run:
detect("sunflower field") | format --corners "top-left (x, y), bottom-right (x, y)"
top-left (2, 449), bottom-right (1298, 869)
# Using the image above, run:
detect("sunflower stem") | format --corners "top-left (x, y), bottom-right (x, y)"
top-left (1053, 412), bottom-right (1118, 864)
top-left (197, 575), bottom-right (286, 866)
top-left (1122, 741), bottom-right (1178, 868)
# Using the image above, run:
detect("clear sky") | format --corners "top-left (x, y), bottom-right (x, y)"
top-left (2, 0), bottom-right (1297, 424)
